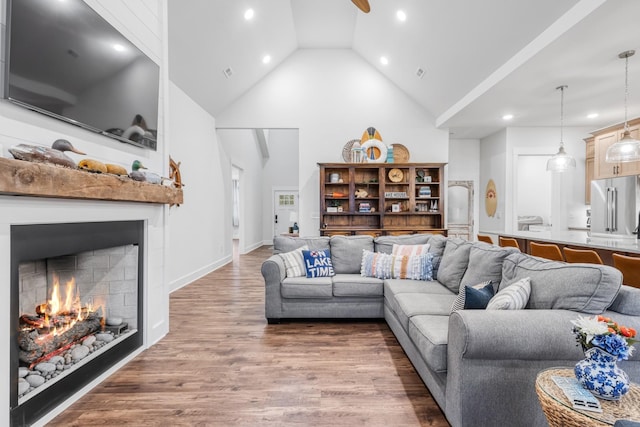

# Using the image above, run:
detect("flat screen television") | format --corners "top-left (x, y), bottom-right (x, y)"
top-left (4, 0), bottom-right (160, 150)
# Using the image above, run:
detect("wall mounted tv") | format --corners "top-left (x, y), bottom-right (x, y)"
top-left (4, 0), bottom-right (160, 150)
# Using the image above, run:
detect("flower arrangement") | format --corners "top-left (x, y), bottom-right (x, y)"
top-left (572, 315), bottom-right (637, 361)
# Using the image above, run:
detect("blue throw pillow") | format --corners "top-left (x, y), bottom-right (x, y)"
top-left (303, 249), bottom-right (336, 278)
top-left (464, 281), bottom-right (495, 309)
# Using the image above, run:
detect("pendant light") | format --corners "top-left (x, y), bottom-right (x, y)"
top-left (547, 85), bottom-right (576, 172)
top-left (606, 50), bottom-right (640, 163)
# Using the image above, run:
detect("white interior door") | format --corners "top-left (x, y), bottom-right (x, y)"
top-left (274, 190), bottom-right (299, 237)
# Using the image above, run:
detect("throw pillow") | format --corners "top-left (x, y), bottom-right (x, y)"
top-left (278, 245), bottom-right (309, 278)
top-left (450, 280), bottom-right (494, 313)
top-left (361, 250), bottom-right (433, 280)
top-left (392, 243), bottom-right (430, 256)
top-left (487, 277), bottom-right (531, 310)
top-left (302, 249), bottom-right (336, 278)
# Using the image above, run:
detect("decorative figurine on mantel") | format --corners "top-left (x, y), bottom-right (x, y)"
top-left (129, 160), bottom-right (162, 184)
top-left (9, 139), bottom-right (85, 169)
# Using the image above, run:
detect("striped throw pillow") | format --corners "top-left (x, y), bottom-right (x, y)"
top-left (278, 245), bottom-right (309, 278)
top-left (392, 243), bottom-right (431, 256)
top-left (486, 277), bottom-right (531, 310)
top-left (361, 250), bottom-right (433, 281)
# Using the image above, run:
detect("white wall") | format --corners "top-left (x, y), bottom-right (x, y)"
top-left (448, 139), bottom-right (480, 238)
top-left (262, 129), bottom-right (299, 243)
top-left (217, 129), bottom-right (265, 253)
top-left (166, 82), bottom-right (230, 292)
top-left (479, 129), bottom-right (507, 232)
top-left (217, 49), bottom-right (449, 236)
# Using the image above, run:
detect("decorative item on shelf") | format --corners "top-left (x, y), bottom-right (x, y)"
top-left (337, 206), bottom-right (343, 212)
top-left (329, 173), bottom-right (341, 183)
top-left (78, 159), bottom-right (107, 174)
top-left (327, 207), bottom-right (339, 213)
top-left (169, 156), bottom-right (184, 188)
top-left (9, 139), bottom-right (86, 169)
top-left (358, 202), bottom-right (371, 213)
top-left (129, 160), bottom-right (162, 184)
top-left (606, 50), bottom-right (640, 163)
top-left (386, 144), bottom-right (394, 163)
top-left (430, 200), bottom-right (438, 212)
top-left (419, 186), bottom-right (431, 197)
top-left (546, 85), bottom-right (576, 172)
top-left (391, 203), bottom-right (401, 212)
top-left (292, 222), bottom-right (299, 233)
top-left (384, 191), bottom-right (407, 198)
top-left (342, 139), bottom-right (361, 162)
top-left (416, 169), bottom-right (425, 182)
top-left (392, 143), bottom-right (410, 163)
top-left (106, 164), bottom-right (128, 176)
top-left (572, 315), bottom-right (637, 400)
top-left (360, 127), bottom-right (388, 163)
top-left (424, 175), bottom-right (432, 183)
top-left (355, 189), bottom-right (368, 198)
top-left (388, 168), bottom-right (403, 182)
top-left (328, 191), bottom-right (345, 198)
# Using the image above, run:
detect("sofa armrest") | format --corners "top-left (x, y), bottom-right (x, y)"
top-left (261, 255), bottom-right (286, 321)
top-left (445, 310), bottom-right (585, 427)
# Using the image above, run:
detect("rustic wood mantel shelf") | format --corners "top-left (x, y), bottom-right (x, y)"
top-left (0, 157), bottom-right (183, 205)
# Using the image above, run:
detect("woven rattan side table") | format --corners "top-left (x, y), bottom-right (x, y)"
top-left (536, 367), bottom-right (640, 426)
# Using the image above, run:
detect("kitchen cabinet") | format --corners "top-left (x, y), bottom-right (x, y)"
top-left (592, 117), bottom-right (640, 180)
top-left (584, 137), bottom-right (594, 204)
top-left (318, 163), bottom-right (447, 236)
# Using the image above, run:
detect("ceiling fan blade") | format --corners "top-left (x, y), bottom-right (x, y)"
top-left (351, 0), bottom-right (370, 13)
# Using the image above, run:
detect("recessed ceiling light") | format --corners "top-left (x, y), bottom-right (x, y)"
top-left (380, 56), bottom-right (389, 65)
top-left (396, 10), bottom-right (407, 22)
top-left (262, 55), bottom-right (271, 64)
top-left (587, 113), bottom-right (599, 119)
top-left (113, 44), bottom-right (125, 52)
top-left (502, 114), bottom-right (514, 120)
top-left (416, 67), bottom-right (425, 79)
top-left (244, 9), bottom-right (254, 20)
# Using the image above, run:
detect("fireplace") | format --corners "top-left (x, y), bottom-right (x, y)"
top-left (10, 221), bottom-right (144, 426)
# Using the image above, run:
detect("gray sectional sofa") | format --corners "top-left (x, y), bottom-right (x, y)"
top-left (261, 233), bottom-right (640, 427)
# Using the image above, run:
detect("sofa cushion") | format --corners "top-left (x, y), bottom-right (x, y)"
top-left (302, 249), bottom-right (335, 278)
top-left (487, 277), bottom-right (530, 310)
top-left (374, 234), bottom-right (431, 254)
top-left (427, 234), bottom-right (447, 279)
top-left (409, 315), bottom-right (449, 373)
top-left (460, 243), bottom-right (517, 285)
top-left (278, 245), bottom-right (309, 277)
top-left (361, 250), bottom-right (433, 280)
top-left (393, 293), bottom-right (457, 331)
top-left (273, 236), bottom-right (330, 254)
top-left (450, 280), bottom-right (494, 313)
top-left (332, 274), bottom-right (383, 297)
top-left (609, 286), bottom-right (640, 316)
top-left (437, 238), bottom-right (472, 293)
top-left (499, 252), bottom-right (622, 313)
top-left (330, 235), bottom-right (374, 274)
top-left (281, 277), bottom-right (332, 298)
top-left (384, 279), bottom-right (455, 297)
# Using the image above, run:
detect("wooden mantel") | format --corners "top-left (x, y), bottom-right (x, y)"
top-left (0, 157), bottom-right (183, 205)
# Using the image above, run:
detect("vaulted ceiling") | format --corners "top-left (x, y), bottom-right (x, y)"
top-left (168, 0), bottom-right (640, 139)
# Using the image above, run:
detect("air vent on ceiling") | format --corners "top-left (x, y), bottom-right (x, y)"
top-left (416, 67), bottom-right (425, 79)
top-left (223, 67), bottom-right (234, 78)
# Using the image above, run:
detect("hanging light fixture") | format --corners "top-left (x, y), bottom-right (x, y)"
top-left (606, 50), bottom-right (640, 163)
top-left (547, 85), bottom-right (576, 172)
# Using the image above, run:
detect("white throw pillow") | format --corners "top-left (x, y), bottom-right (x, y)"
top-left (278, 245), bottom-right (309, 278)
top-left (486, 277), bottom-right (531, 310)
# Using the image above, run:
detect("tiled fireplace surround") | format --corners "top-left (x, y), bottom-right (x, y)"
top-left (0, 197), bottom-right (169, 426)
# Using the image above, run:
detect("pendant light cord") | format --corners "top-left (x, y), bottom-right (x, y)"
top-left (560, 86), bottom-right (564, 148)
top-left (624, 53), bottom-right (630, 132)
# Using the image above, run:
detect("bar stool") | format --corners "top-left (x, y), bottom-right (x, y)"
top-left (499, 237), bottom-right (520, 251)
top-left (613, 253), bottom-right (640, 288)
top-left (529, 242), bottom-right (564, 261)
top-left (563, 247), bottom-right (603, 264)
top-left (477, 234), bottom-right (494, 244)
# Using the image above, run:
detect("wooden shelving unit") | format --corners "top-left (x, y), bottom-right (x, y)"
top-left (319, 163), bottom-right (446, 237)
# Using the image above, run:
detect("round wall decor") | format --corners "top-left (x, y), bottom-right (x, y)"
top-left (361, 139), bottom-right (387, 163)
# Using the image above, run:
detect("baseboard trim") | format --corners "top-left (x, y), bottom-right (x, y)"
top-left (169, 255), bottom-right (232, 293)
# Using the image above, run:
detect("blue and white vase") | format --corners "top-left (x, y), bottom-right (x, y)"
top-left (574, 347), bottom-right (630, 401)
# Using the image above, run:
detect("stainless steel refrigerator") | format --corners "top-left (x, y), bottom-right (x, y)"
top-left (590, 176), bottom-right (640, 238)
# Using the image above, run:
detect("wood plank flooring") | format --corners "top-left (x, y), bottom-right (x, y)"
top-left (48, 246), bottom-right (450, 426)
